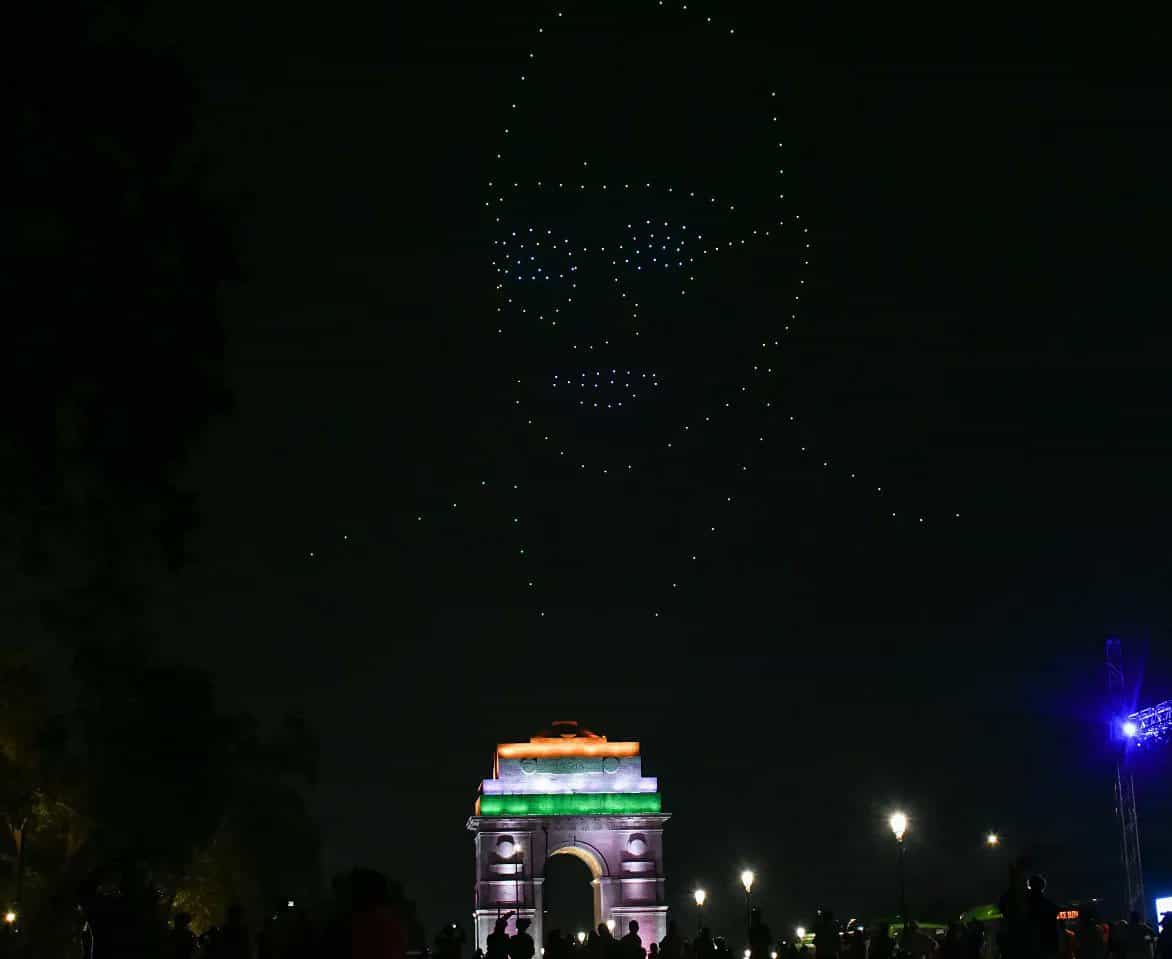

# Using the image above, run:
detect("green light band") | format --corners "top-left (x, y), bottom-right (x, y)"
top-left (479, 792), bottom-right (662, 817)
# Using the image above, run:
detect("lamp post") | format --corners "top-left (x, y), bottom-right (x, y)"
top-left (888, 812), bottom-right (908, 930)
top-left (741, 870), bottom-right (755, 953)
top-left (986, 833), bottom-right (1000, 848)
top-left (578, 932), bottom-right (587, 947)
top-left (694, 888), bottom-right (707, 932)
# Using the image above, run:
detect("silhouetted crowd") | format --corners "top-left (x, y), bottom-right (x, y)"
top-left (461, 898), bottom-right (1171, 959)
top-left (34, 867), bottom-right (410, 959)
top-left (5, 861), bottom-right (1170, 959)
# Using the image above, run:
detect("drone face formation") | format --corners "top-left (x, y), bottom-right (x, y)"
top-left (473, 4), bottom-right (955, 614)
top-left (480, 5), bottom-right (812, 610)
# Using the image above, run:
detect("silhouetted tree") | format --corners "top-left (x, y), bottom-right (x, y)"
top-left (6, 0), bottom-right (236, 659)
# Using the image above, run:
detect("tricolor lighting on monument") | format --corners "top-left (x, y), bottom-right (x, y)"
top-left (469, 721), bottom-right (670, 951)
top-left (478, 726), bottom-right (660, 810)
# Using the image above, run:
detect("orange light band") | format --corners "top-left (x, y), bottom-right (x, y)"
top-left (497, 741), bottom-right (640, 759)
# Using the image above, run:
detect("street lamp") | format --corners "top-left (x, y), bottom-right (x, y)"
top-left (694, 888), bottom-right (707, 932)
top-left (986, 833), bottom-right (1000, 847)
top-left (607, 920), bottom-right (616, 934)
top-left (796, 928), bottom-right (806, 942)
top-left (888, 812), bottom-right (909, 927)
top-left (741, 870), bottom-right (755, 952)
top-left (4, 911), bottom-right (16, 925)
top-left (578, 932), bottom-right (587, 945)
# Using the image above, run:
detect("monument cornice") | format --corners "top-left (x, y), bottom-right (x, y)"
top-left (467, 813), bottom-right (670, 832)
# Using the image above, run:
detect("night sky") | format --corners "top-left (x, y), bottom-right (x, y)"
top-left (121, 0), bottom-right (1172, 936)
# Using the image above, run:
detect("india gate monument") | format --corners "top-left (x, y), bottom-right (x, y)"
top-left (468, 721), bottom-right (670, 949)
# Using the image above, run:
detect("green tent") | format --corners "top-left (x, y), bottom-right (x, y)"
top-left (959, 905), bottom-right (1003, 924)
top-left (862, 920), bottom-right (950, 935)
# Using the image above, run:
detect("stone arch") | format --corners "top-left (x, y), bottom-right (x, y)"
top-left (548, 840), bottom-right (609, 880)
top-left (468, 724), bottom-right (669, 951)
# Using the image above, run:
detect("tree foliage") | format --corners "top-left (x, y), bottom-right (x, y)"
top-left (1, 653), bottom-right (324, 947)
top-left (2, 3), bottom-right (323, 953)
top-left (6, 0), bottom-right (235, 655)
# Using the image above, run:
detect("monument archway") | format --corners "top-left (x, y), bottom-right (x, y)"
top-left (468, 722), bottom-right (670, 950)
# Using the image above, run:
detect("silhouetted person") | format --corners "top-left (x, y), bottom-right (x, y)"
top-left (622, 921), bottom-right (645, 959)
top-left (1110, 923), bottom-right (1131, 959)
top-left (694, 928), bottom-right (714, 959)
top-left (210, 904), bottom-right (251, 959)
top-left (847, 928), bottom-right (866, 959)
top-left (166, 911), bottom-right (197, 959)
top-left (869, 924), bottom-right (894, 959)
top-left (1155, 915), bottom-right (1171, 959)
top-left (1000, 858), bottom-right (1033, 959)
top-left (598, 924), bottom-right (619, 959)
top-left (1126, 914), bottom-right (1156, 959)
top-left (650, 943), bottom-right (660, 959)
top-left (962, 921), bottom-right (985, 959)
top-left (488, 917), bottom-right (515, 959)
top-left (548, 930), bottom-right (572, 959)
top-left (662, 922), bottom-right (686, 959)
top-left (439, 922), bottom-right (470, 959)
top-left (351, 869), bottom-right (408, 959)
top-left (75, 890), bottom-right (97, 959)
top-left (1075, 909), bottom-right (1106, 959)
top-left (257, 914), bottom-right (277, 959)
top-left (1020, 876), bottom-right (1059, 959)
top-left (942, 924), bottom-right (965, 959)
top-left (512, 918), bottom-right (537, 959)
top-left (904, 922), bottom-right (938, 959)
top-left (319, 871), bottom-right (353, 958)
top-left (283, 907), bottom-right (317, 959)
top-left (814, 911), bottom-right (839, 959)
top-left (1060, 919), bottom-right (1078, 959)
top-left (75, 872), bottom-right (164, 958)
top-left (750, 910), bottom-right (773, 959)
top-left (714, 938), bottom-right (733, 959)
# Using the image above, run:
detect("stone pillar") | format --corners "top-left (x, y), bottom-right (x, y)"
top-left (472, 809), bottom-right (670, 951)
top-left (472, 824), bottom-right (540, 949)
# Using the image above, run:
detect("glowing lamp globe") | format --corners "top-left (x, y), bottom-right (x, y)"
top-left (694, 889), bottom-right (707, 907)
top-left (607, 920), bottom-right (616, 933)
top-left (741, 869), bottom-right (755, 893)
top-left (4, 911), bottom-right (15, 925)
top-left (796, 928), bottom-right (807, 941)
top-left (578, 932), bottom-right (587, 945)
top-left (889, 811), bottom-right (908, 841)
top-left (986, 833), bottom-right (1000, 847)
